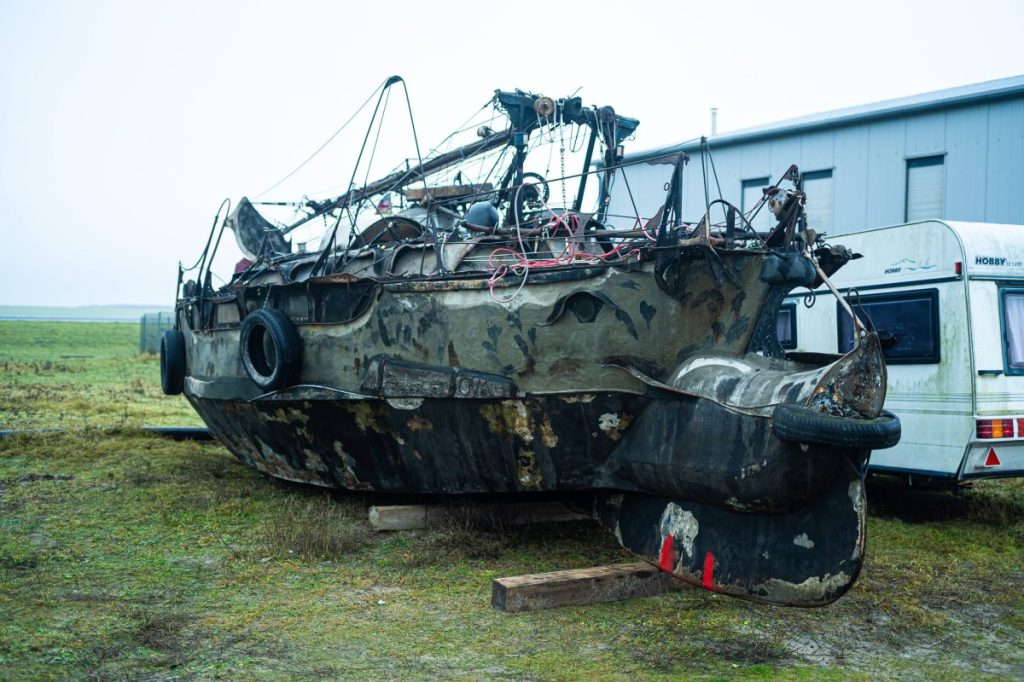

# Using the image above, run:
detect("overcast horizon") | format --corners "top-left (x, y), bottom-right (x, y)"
top-left (3, 0), bottom-right (1023, 306)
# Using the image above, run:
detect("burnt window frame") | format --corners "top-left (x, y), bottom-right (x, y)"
top-left (836, 288), bottom-right (941, 364)
top-left (776, 302), bottom-right (798, 350)
top-left (999, 286), bottom-right (1024, 376)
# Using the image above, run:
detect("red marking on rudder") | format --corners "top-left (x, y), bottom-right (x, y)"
top-left (658, 534), bottom-right (675, 572)
top-left (985, 448), bottom-right (1001, 467)
top-left (702, 552), bottom-right (715, 590)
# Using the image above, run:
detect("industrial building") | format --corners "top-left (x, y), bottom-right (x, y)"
top-left (610, 75), bottom-right (1024, 236)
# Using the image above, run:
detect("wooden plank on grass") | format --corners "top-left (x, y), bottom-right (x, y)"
top-left (492, 562), bottom-right (685, 612)
top-left (367, 502), bottom-right (589, 531)
top-left (368, 505), bottom-right (439, 531)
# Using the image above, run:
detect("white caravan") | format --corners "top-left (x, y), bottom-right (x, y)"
top-left (781, 220), bottom-right (1024, 485)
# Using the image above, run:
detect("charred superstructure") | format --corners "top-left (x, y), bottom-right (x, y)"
top-left (162, 79), bottom-right (900, 606)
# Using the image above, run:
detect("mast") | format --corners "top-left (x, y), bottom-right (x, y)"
top-left (282, 130), bottom-right (513, 234)
top-left (280, 89), bottom-right (639, 234)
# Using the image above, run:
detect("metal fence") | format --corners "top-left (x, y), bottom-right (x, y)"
top-left (139, 312), bottom-right (175, 354)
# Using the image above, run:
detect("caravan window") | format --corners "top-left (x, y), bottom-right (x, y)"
top-left (1002, 289), bottom-right (1024, 374)
top-left (776, 303), bottom-right (797, 349)
top-left (837, 289), bottom-right (940, 364)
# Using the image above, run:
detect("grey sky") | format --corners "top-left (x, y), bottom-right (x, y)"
top-left (2, 0), bottom-right (1022, 306)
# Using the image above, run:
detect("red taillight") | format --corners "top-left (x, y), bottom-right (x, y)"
top-left (976, 418), bottom-right (1015, 439)
top-left (955, 261), bottom-right (962, 275)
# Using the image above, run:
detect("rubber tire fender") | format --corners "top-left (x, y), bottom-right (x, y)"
top-left (771, 404), bottom-right (901, 450)
top-left (239, 308), bottom-right (302, 391)
top-left (160, 329), bottom-right (186, 396)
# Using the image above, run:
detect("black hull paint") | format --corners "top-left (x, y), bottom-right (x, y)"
top-left (191, 392), bottom-right (840, 511)
top-left (189, 390), bottom-right (869, 606)
top-left (596, 458), bottom-right (866, 607)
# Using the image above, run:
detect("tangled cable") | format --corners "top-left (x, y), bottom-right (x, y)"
top-left (486, 184), bottom-right (650, 306)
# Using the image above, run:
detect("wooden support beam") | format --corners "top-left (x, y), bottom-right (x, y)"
top-left (491, 562), bottom-right (685, 612)
top-left (367, 501), bottom-right (589, 532)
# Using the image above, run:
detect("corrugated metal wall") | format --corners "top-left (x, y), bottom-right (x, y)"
top-left (615, 95), bottom-right (1024, 235)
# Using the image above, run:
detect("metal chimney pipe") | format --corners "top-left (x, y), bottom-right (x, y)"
top-left (710, 107), bottom-right (718, 136)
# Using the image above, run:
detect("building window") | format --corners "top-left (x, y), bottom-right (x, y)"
top-left (776, 303), bottom-right (797, 350)
top-left (741, 177), bottom-right (772, 232)
top-left (905, 156), bottom-right (945, 222)
top-left (837, 289), bottom-right (940, 364)
top-left (801, 170), bottom-right (834, 233)
top-left (1002, 289), bottom-right (1024, 375)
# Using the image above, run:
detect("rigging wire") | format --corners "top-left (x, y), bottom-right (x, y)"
top-left (316, 80), bottom-right (400, 275)
top-left (343, 77), bottom-right (425, 249)
top-left (253, 79), bottom-right (389, 199)
top-left (350, 85), bottom-right (393, 228)
top-left (183, 198), bottom-right (231, 275)
top-left (704, 138), bottom-right (729, 224)
top-left (295, 144), bottom-right (705, 283)
top-left (422, 99), bottom-right (494, 159)
top-left (397, 78), bottom-right (428, 196)
top-left (699, 136), bottom-right (711, 221)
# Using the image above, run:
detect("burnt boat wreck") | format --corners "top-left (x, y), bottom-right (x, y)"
top-left (162, 78), bottom-right (901, 607)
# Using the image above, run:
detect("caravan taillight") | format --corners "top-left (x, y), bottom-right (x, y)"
top-left (976, 418), bottom-right (1015, 439)
top-left (955, 261), bottom-right (962, 275)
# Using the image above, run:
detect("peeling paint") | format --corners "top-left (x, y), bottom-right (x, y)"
top-left (559, 393), bottom-right (596, 403)
top-left (480, 400), bottom-right (534, 443)
top-left (269, 407), bottom-right (310, 425)
top-left (334, 440), bottom-right (372, 490)
top-left (793, 533), bottom-right (815, 549)
top-left (659, 502), bottom-right (699, 559)
top-left (302, 448), bottom-right (329, 473)
top-left (849, 478), bottom-right (865, 560)
top-left (724, 496), bottom-right (756, 511)
top-left (407, 414), bottom-right (433, 432)
top-left (848, 479), bottom-right (864, 515)
top-left (245, 435), bottom-right (322, 484)
top-left (516, 449), bottom-right (542, 489)
top-left (539, 414), bottom-right (559, 448)
top-left (740, 460), bottom-right (767, 479)
top-left (598, 412), bottom-right (633, 441)
top-left (755, 572), bottom-right (851, 604)
top-left (343, 402), bottom-right (386, 434)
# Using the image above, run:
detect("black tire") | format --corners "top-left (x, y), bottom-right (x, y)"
top-left (160, 330), bottom-right (186, 396)
top-left (771, 404), bottom-right (901, 450)
top-left (239, 308), bottom-right (302, 391)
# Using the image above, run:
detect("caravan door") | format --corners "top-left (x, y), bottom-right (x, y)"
top-left (959, 232), bottom-right (1024, 478)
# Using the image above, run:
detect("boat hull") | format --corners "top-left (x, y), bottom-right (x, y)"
top-left (187, 388), bottom-right (846, 512)
top-left (175, 253), bottom-right (890, 606)
top-left (188, 382), bottom-right (870, 606)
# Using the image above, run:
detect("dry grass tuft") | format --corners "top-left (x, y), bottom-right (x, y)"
top-left (261, 493), bottom-right (369, 560)
top-left (133, 612), bottom-right (195, 654)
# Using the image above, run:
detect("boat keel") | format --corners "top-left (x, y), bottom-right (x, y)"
top-left (595, 456), bottom-right (867, 607)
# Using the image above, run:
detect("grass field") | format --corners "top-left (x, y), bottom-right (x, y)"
top-left (0, 321), bottom-right (198, 430)
top-left (0, 305), bottom-right (171, 322)
top-left (1, 321), bottom-right (1023, 680)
